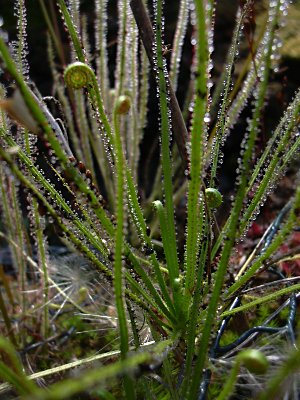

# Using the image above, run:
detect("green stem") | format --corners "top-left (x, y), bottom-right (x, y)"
top-left (113, 106), bottom-right (135, 397)
top-left (33, 199), bottom-right (49, 337)
top-left (183, 0), bottom-right (208, 307)
top-left (57, 0), bottom-right (85, 62)
top-left (154, 0), bottom-right (180, 299)
top-left (222, 282), bottom-right (300, 318)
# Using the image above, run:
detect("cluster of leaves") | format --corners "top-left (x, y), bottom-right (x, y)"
top-left (0, 0), bottom-right (300, 398)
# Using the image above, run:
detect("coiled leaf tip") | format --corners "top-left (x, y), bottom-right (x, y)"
top-left (64, 62), bottom-right (94, 89)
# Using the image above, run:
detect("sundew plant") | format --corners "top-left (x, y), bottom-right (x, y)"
top-left (0, 0), bottom-right (300, 398)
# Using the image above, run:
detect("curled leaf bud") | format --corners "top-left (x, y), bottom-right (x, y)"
top-left (238, 349), bottom-right (269, 375)
top-left (114, 95), bottom-right (131, 115)
top-left (64, 62), bottom-right (94, 89)
top-left (173, 278), bottom-right (181, 291)
top-left (205, 188), bottom-right (223, 208)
